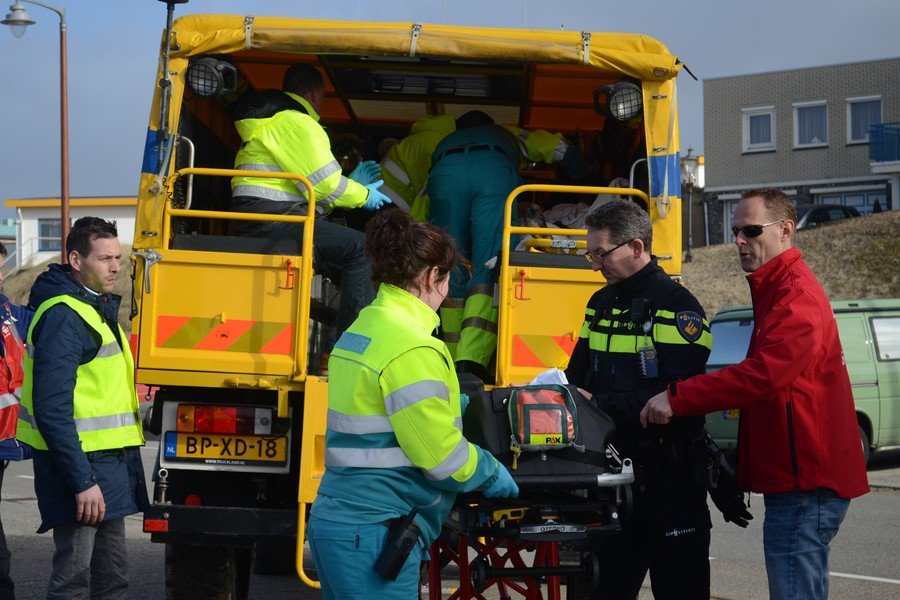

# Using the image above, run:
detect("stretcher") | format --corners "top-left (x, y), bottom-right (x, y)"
top-left (426, 384), bottom-right (635, 599)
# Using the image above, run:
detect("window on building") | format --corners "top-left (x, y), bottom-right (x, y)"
top-left (794, 101), bottom-right (828, 148)
top-left (742, 106), bottom-right (775, 152)
top-left (846, 96), bottom-right (882, 143)
top-left (38, 218), bottom-right (61, 252)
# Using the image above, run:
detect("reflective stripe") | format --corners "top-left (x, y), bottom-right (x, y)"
top-left (325, 446), bottom-right (414, 469)
top-left (552, 139), bottom-right (568, 162)
top-left (442, 332), bottom-right (461, 344)
top-left (441, 298), bottom-right (464, 309)
top-left (467, 284), bottom-right (493, 298)
top-left (461, 316), bottom-right (498, 334)
top-left (25, 344), bottom-right (34, 358)
top-left (305, 160), bottom-right (342, 186)
top-left (383, 380), bottom-right (450, 415)
top-left (95, 341), bottom-right (122, 358)
top-left (517, 131), bottom-right (529, 158)
top-left (454, 417), bottom-right (463, 432)
top-left (236, 163), bottom-right (282, 172)
top-left (17, 403), bottom-right (36, 427)
top-left (382, 156), bottom-right (411, 186)
top-left (319, 176), bottom-right (349, 207)
top-left (327, 409), bottom-right (393, 434)
top-left (15, 403), bottom-right (131, 434)
top-left (231, 184), bottom-right (303, 203)
top-left (424, 437), bottom-right (469, 480)
top-left (0, 393), bottom-right (18, 409)
top-left (379, 183), bottom-right (411, 212)
top-left (76, 411), bottom-right (139, 433)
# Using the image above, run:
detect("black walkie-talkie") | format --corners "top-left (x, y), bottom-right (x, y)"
top-left (373, 507), bottom-right (421, 580)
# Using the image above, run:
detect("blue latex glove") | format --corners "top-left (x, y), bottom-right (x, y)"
top-left (459, 393), bottom-right (469, 415)
top-left (348, 160), bottom-right (382, 185)
top-left (482, 465), bottom-right (519, 498)
top-left (363, 181), bottom-right (393, 211)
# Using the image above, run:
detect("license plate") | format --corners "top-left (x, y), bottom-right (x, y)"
top-left (723, 409), bottom-right (740, 420)
top-left (163, 432), bottom-right (288, 466)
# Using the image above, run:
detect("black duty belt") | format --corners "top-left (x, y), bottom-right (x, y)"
top-left (436, 144), bottom-right (513, 162)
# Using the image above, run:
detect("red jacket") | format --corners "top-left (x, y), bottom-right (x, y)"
top-left (669, 248), bottom-right (868, 498)
top-left (0, 303), bottom-right (25, 443)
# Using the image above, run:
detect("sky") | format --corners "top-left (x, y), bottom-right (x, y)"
top-left (1, 0), bottom-right (899, 219)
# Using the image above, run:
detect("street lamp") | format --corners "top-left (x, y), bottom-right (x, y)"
top-left (681, 147), bottom-right (698, 263)
top-left (2, 1), bottom-right (69, 261)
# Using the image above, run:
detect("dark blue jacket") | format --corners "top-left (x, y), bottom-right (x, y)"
top-left (0, 293), bottom-right (32, 461)
top-left (27, 264), bottom-right (149, 533)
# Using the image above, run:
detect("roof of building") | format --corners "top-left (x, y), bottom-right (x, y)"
top-left (3, 196), bottom-right (136, 208)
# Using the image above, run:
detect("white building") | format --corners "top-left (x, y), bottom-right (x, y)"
top-left (2, 197), bottom-right (136, 269)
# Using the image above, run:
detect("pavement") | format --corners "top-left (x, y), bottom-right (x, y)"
top-left (863, 447), bottom-right (900, 489)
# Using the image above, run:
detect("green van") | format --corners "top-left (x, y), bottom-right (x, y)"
top-left (703, 299), bottom-right (900, 463)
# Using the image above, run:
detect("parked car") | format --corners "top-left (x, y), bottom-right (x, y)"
top-left (795, 204), bottom-right (860, 229)
top-left (704, 299), bottom-right (900, 464)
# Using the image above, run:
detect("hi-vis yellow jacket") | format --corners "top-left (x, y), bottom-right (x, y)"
top-left (312, 283), bottom-right (500, 546)
top-left (231, 92), bottom-right (369, 213)
top-left (18, 295), bottom-right (144, 452)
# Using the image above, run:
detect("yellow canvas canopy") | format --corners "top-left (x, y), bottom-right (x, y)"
top-left (138, 14), bottom-right (683, 250)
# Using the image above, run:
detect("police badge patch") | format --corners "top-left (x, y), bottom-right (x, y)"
top-left (676, 311), bottom-right (703, 343)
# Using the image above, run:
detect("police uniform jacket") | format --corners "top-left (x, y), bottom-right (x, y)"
top-left (565, 260), bottom-right (712, 483)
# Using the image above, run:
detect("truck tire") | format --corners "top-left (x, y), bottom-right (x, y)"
top-left (165, 543), bottom-right (251, 600)
top-left (859, 425), bottom-right (871, 465)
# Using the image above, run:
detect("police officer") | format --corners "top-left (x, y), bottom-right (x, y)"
top-left (308, 210), bottom-right (518, 600)
top-left (565, 200), bottom-right (713, 599)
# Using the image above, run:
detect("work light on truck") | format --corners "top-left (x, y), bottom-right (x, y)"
top-left (185, 57), bottom-right (237, 98)
top-left (594, 81), bottom-right (643, 122)
top-left (176, 404), bottom-right (273, 435)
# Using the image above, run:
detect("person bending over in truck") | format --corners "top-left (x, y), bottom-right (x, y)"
top-left (308, 210), bottom-right (518, 599)
top-left (382, 111), bottom-right (589, 222)
top-left (16, 217), bottom-right (148, 599)
top-left (565, 200), bottom-right (714, 600)
top-left (230, 63), bottom-right (393, 339)
top-left (426, 111), bottom-right (589, 381)
top-left (641, 188), bottom-right (869, 600)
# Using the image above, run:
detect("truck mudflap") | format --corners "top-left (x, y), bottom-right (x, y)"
top-left (143, 503), bottom-right (296, 545)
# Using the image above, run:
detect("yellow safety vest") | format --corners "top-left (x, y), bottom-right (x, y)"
top-left (231, 92), bottom-right (368, 213)
top-left (17, 295), bottom-right (144, 452)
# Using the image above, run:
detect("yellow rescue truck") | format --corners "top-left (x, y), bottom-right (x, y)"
top-left (136, 2), bottom-right (687, 596)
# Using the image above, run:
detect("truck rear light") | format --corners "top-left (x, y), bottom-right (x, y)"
top-left (175, 404), bottom-right (273, 435)
top-left (143, 519), bottom-right (169, 533)
top-left (213, 407), bottom-right (237, 433)
top-left (185, 494), bottom-right (203, 506)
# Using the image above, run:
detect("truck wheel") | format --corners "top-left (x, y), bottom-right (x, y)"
top-left (859, 425), bottom-right (871, 465)
top-left (165, 543), bottom-right (251, 600)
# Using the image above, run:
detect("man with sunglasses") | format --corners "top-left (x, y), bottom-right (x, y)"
top-left (641, 188), bottom-right (869, 600)
top-left (565, 200), bottom-right (714, 599)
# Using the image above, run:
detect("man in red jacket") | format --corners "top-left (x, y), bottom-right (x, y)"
top-left (641, 188), bottom-right (869, 599)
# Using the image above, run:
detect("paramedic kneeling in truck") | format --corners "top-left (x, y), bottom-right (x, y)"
top-left (308, 210), bottom-right (518, 599)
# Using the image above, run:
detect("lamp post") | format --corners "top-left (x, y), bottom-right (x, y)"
top-left (681, 147), bottom-right (698, 263)
top-left (2, 1), bottom-right (69, 261)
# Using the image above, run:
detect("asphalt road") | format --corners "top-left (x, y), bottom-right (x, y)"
top-left (3, 445), bottom-right (900, 599)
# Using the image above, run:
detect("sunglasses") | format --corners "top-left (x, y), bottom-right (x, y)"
top-left (585, 239), bottom-right (631, 263)
top-left (731, 220), bottom-right (783, 238)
